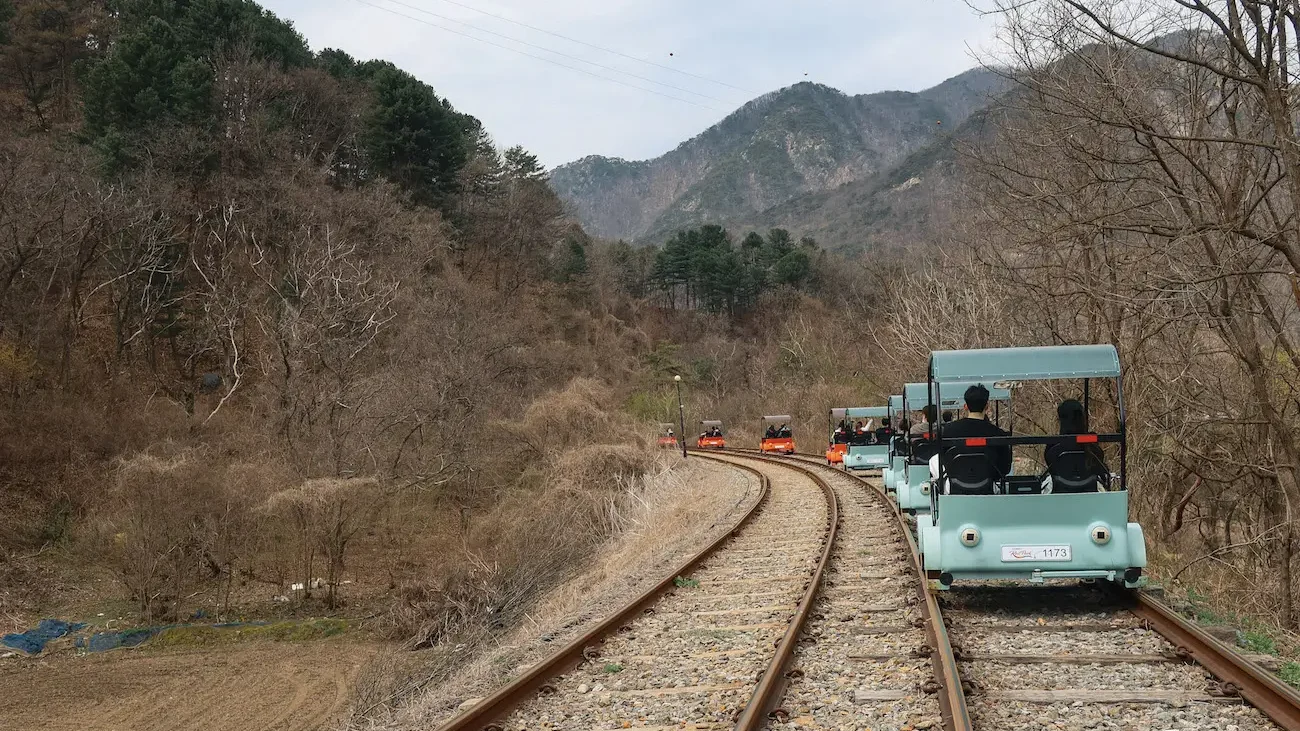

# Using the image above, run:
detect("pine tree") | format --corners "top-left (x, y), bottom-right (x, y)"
top-left (359, 62), bottom-right (473, 206)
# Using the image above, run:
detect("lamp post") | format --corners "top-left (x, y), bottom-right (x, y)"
top-left (674, 375), bottom-right (687, 459)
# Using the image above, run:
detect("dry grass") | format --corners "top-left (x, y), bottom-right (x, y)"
top-left (347, 456), bottom-right (758, 729)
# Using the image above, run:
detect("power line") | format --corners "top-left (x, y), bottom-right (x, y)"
top-left (348, 0), bottom-right (720, 110)
top-left (428, 0), bottom-right (756, 95)
top-left (380, 0), bottom-right (731, 104)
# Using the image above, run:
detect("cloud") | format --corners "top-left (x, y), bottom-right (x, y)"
top-left (260, 0), bottom-right (999, 167)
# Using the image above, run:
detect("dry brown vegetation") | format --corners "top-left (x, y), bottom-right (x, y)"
top-left (918, 0), bottom-right (1300, 629)
top-left (8, 1), bottom-right (1300, 727)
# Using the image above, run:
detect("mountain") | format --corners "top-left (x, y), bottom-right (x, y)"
top-left (738, 105), bottom-right (999, 255)
top-left (550, 68), bottom-right (1008, 245)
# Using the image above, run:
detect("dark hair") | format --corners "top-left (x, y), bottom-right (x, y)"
top-left (942, 410), bottom-right (953, 422)
top-left (881, 417), bottom-right (891, 427)
top-left (898, 419), bottom-right (911, 431)
top-left (964, 384), bottom-right (990, 413)
top-left (1057, 399), bottom-right (1087, 435)
top-left (922, 404), bottom-right (938, 423)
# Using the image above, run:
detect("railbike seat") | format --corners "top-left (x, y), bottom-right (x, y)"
top-left (1046, 449), bottom-right (1103, 493)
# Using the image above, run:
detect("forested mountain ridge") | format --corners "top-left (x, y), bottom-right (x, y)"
top-left (549, 68), bottom-right (1008, 244)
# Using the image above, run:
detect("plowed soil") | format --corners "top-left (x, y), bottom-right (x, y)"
top-left (0, 640), bottom-right (374, 731)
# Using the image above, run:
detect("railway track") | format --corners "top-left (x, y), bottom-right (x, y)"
top-left (436, 454), bottom-right (835, 731)
top-left (438, 448), bottom-right (1300, 730)
top-left (769, 450), bottom-right (1300, 731)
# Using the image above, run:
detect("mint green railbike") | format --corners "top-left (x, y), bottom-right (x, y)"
top-left (914, 345), bottom-right (1147, 590)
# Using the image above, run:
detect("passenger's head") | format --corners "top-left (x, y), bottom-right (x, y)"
top-left (1057, 399), bottom-right (1087, 435)
top-left (964, 384), bottom-right (991, 415)
top-left (942, 410), bottom-right (953, 423)
top-left (899, 419), bottom-right (911, 431)
top-left (922, 405), bottom-right (938, 424)
top-left (881, 417), bottom-right (891, 428)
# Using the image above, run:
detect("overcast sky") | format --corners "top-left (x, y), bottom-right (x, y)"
top-left (258, 0), bottom-right (999, 168)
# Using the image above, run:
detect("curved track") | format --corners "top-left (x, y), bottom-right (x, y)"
top-left (438, 447), bottom-right (1300, 731)
top-left (436, 454), bottom-right (835, 731)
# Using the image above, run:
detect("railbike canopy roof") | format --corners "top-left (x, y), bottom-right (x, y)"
top-left (929, 344), bottom-right (1121, 382)
top-left (659, 423), bottom-right (674, 429)
top-left (700, 420), bottom-right (723, 427)
top-left (761, 415), bottom-right (793, 424)
top-left (903, 381), bottom-right (1011, 406)
top-left (844, 406), bottom-right (889, 418)
top-left (888, 395), bottom-right (904, 412)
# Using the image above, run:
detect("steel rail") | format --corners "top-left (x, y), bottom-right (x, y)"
top-left (1131, 592), bottom-right (1300, 731)
top-left (728, 450), bottom-right (970, 731)
top-left (769, 447), bottom-right (1300, 730)
top-left (433, 454), bottom-right (772, 731)
top-left (714, 453), bottom-right (839, 729)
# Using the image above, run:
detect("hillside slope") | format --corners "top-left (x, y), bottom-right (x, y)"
top-left (550, 68), bottom-right (1007, 243)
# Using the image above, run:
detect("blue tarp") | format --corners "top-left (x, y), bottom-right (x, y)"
top-left (2, 619), bottom-right (86, 654)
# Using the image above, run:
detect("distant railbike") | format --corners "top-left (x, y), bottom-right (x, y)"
top-left (657, 423), bottom-right (679, 450)
top-left (915, 344), bottom-right (1147, 590)
top-left (697, 420), bottom-right (726, 449)
top-left (759, 415), bottom-right (796, 455)
top-left (841, 406), bottom-right (891, 472)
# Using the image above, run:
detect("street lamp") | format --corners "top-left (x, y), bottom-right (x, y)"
top-left (674, 375), bottom-right (687, 459)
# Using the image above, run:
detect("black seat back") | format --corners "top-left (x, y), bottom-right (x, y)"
top-left (1049, 448), bottom-right (1100, 493)
top-left (943, 448), bottom-right (998, 495)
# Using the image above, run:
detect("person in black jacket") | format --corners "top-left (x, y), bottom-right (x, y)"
top-left (873, 417), bottom-right (893, 445)
top-left (1045, 399), bottom-right (1108, 488)
top-left (937, 384), bottom-right (1013, 488)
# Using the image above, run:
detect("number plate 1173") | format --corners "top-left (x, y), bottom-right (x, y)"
top-left (1000, 545), bottom-right (1072, 562)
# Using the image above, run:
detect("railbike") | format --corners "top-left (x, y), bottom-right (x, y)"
top-left (656, 423), bottom-right (679, 449)
top-left (759, 415), bottom-right (796, 455)
top-left (697, 420), bottom-right (726, 449)
top-left (842, 406), bottom-right (891, 472)
top-left (915, 345), bottom-right (1147, 589)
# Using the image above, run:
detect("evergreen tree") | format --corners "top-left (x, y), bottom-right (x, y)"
top-left (79, 0), bottom-right (310, 170)
top-left (358, 62), bottom-right (473, 206)
top-left (556, 238), bottom-right (588, 284)
top-left (503, 145), bottom-right (545, 182)
top-left (0, 1), bottom-right (15, 46)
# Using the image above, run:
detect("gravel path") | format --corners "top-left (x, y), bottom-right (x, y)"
top-left (396, 458), bottom-right (761, 730)
top-left (764, 461), bottom-right (944, 731)
top-left (495, 454), bottom-right (831, 730)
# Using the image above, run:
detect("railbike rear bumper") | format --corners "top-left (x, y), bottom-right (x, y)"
top-left (918, 492), bottom-right (1148, 590)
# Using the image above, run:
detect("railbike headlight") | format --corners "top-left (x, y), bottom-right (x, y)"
top-left (959, 525), bottom-right (981, 547)
top-left (1090, 523), bottom-right (1112, 545)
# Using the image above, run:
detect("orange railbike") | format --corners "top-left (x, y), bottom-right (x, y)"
top-left (696, 420), bottom-right (726, 449)
top-left (759, 415), bottom-right (796, 455)
top-left (657, 423), bottom-right (679, 449)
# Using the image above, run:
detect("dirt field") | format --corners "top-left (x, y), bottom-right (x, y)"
top-left (0, 640), bottom-right (376, 731)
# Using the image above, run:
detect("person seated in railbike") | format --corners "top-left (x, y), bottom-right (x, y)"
top-left (1042, 398), bottom-right (1110, 493)
top-left (765, 424), bottom-right (778, 439)
top-left (872, 417), bottom-right (893, 446)
top-left (848, 422), bottom-right (872, 446)
top-left (832, 421), bottom-right (850, 444)
top-left (778, 423), bottom-right (792, 438)
top-left (926, 384), bottom-right (1013, 495)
